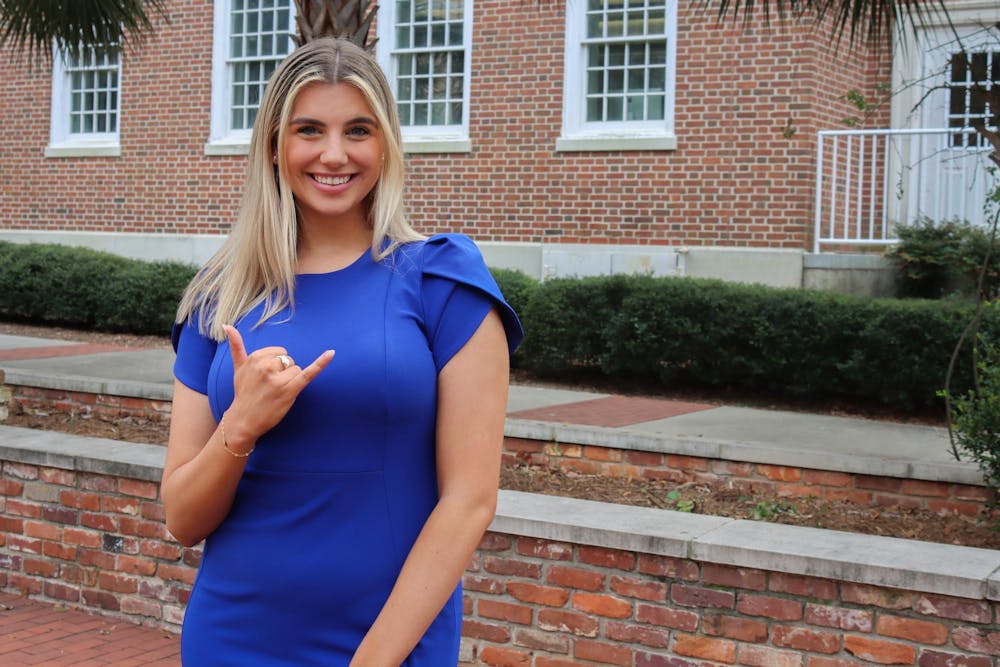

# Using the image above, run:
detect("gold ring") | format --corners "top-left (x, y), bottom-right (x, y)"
top-left (276, 354), bottom-right (292, 370)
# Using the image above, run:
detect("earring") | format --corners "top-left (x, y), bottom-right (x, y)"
top-left (272, 152), bottom-right (278, 163)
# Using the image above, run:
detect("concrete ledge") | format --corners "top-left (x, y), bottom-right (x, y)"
top-left (1, 425), bottom-right (995, 602)
top-left (2, 371), bottom-right (172, 402)
top-left (505, 419), bottom-right (983, 486)
top-left (0, 425), bottom-right (165, 483)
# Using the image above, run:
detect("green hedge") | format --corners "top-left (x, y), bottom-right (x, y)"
top-left (518, 274), bottom-right (984, 411)
top-left (0, 242), bottom-right (196, 335)
top-left (0, 242), bottom-right (983, 412)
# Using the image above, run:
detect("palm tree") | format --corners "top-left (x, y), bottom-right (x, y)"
top-left (0, 0), bottom-right (379, 66)
top-left (707, 0), bottom-right (953, 47)
top-left (293, 0), bottom-right (377, 51)
top-left (0, 0), bottom-right (955, 63)
top-left (0, 0), bottom-right (166, 65)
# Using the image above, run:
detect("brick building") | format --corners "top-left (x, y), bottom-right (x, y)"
top-left (0, 0), bottom-right (997, 289)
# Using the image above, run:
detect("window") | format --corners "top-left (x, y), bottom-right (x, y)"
top-left (47, 45), bottom-right (121, 157)
top-left (948, 49), bottom-right (999, 149)
top-left (559, 0), bottom-right (677, 151)
top-left (377, 0), bottom-right (473, 153)
top-left (208, 0), bottom-right (296, 154)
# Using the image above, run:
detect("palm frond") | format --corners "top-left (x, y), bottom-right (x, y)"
top-left (294, 0), bottom-right (378, 51)
top-left (707, 0), bottom-right (952, 47)
top-left (0, 0), bottom-right (166, 66)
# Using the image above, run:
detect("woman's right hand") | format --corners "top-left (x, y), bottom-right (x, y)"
top-left (222, 325), bottom-right (335, 450)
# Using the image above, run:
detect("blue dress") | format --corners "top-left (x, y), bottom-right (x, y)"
top-left (172, 234), bottom-right (523, 666)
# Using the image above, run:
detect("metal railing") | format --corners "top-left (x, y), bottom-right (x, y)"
top-left (813, 127), bottom-right (998, 253)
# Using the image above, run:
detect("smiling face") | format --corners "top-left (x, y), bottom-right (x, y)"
top-left (280, 82), bottom-right (384, 232)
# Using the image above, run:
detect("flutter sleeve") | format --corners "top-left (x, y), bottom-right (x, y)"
top-left (420, 233), bottom-right (524, 373)
top-left (170, 311), bottom-right (218, 395)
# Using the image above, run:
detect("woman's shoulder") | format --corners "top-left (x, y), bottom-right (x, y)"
top-left (397, 233), bottom-right (485, 273)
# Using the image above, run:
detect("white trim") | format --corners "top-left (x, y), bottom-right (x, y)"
top-left (376, 0), bottom-right (474, 151)
top-left (403, 137), bottom-right (472, 154)
top-left (47, 47), bottom-right (121, 158)
top-left (559, 0), bottom-right (677, 150)
top-left (555, 134), bottom-right (677, 152)
top-left (44, 144), bottom-right (121, 158)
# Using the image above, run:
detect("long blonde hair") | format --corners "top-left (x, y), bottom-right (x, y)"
top-left (176, 38), bottom-right (421, 341)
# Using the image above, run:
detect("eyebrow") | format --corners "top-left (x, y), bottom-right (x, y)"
top-left (289, 116), bottom-right (378, 127)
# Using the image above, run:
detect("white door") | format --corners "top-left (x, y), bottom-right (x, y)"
top-left (912, 25), bottom-right (999, 227)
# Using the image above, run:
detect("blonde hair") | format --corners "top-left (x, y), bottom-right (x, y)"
top-left (176, 38), bottom-right (421, 341)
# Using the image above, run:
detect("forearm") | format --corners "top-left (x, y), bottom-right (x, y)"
top-left (161, 417), bottom-right (257, 547)
top-left (350, 494), bottom-right (496, 666)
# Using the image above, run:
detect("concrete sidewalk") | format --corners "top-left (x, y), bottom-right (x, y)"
top-left (0, 331), bottom-right (987, 663)
top-left (0, 332), bottom-right (978, 485)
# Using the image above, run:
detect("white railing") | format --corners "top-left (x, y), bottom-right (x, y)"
top-left (813, 128), bottom-right (999, 253)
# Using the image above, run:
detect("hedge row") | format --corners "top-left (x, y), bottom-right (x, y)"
top-left (503, 272), bottom-right (985, 412)
top-left (0, 242), bottom-right (982, 412)
top-left (0, 242), bottom-right (196, 335)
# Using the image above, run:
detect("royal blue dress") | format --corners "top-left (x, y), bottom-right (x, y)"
top-left (172, 234), bottom-right (523, 666)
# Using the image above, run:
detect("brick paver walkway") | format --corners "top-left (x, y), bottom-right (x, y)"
top-left (509, 395), bottom-right (716, 427)
top-left (0, 592), bottom-right (180, 666)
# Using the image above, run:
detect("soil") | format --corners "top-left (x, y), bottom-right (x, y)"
top-left (2, 322), bottom-right (998, 550)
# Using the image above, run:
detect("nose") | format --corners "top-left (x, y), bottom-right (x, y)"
top-left (320, 137), bottom-right (349, 166)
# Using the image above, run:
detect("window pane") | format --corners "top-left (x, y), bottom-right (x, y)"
top-left (587, 69), bottom-right (603, 94)
top-left (647, 94), bottom-right (664, 120)
top-left (626, 95), bottom-right (644, 120)
top-left (608, 45), bottom-right (625, 66)
top-left (606, 96), bottom-right (623, 120)
top-left (431, 23), bottom-right (445, 46)
top-left (431, 102), bottom-right (447, 124)
top-left (628, 68), bottom-right (644, 91)
top-left (648, 66), bottom-right (665, 91)
top-left (608, 69), bottom-right (624, 93)
top-left (396, 26), bottom-right (410, 48)
top-left (450, 101), bottom-right (462, 124)
top-left (587, 97), bottom-right (602, 121)
top-left (415, 102), bottom-right (429, 125)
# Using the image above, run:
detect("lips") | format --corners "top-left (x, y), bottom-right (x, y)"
top-left (313, 174), bottom-right (352, 186)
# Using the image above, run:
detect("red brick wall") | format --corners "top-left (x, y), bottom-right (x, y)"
top-left (504, 437), bottom-right (991, 517)
top-left (0, 1), bottom-right (887, 250)
top-left (0, 459), bottom-right (995, 665)
top-left (7, 384), bottom-right (987, 515)
top-left (464, 534), bottom-right (998, 666)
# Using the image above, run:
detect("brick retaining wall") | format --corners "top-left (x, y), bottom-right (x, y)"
top-left (1, 427), bottom-right (998, 665)
top-left (5, 384), bottom-right (991, 518)
top-left (505, 437), bottom-right (992, 518)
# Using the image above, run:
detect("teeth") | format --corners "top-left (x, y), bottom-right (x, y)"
top-left (314, 174), bottom-right (351, 185)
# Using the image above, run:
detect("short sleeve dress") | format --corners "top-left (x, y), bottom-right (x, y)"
top-left (172, 234), bottom-right (523, 666)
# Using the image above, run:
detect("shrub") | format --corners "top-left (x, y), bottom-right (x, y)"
top-left (946, 328), bottom-right (1000, 508)
top-left (0, 242), bottom-right (196, 335)
top-left (517, 272), bottom-right (983, 412)
top-left (518, 274), bottom-right (637, 374)
top-left (886, 217), bottom-right (1000, 299)
top-left (489, 268), bottom-right (538, 328)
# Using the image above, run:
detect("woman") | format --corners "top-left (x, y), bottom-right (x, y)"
top-left (162, 38), bottom-right (522, 665)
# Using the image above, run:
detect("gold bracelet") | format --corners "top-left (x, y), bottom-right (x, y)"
top-left (220, 417), bottom-right (254, 458)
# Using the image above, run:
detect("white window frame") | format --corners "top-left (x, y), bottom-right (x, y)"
top-left (46, 45), bottom-right (122, 158)
top-left (207, 0), bottom-right (296, 155)
top-left (558, 0), bottom-right (678, 152)
top-left (376, 0), bottom-right (473, 154)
